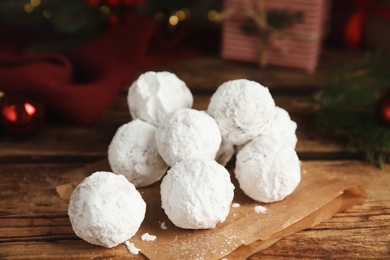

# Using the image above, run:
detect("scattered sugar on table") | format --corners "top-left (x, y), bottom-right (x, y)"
top-left (125, 241), bottom-right (140, 255)
top-left (141, 233), bottom-right (157, 241)
top-left (231, 203), bottom-right (241, 208)
top-left (254, 205), bottom-right (267, 214)
top-left (160, 221), bottom-right (168, 230)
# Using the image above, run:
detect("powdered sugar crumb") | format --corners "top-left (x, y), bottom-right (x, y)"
top-left (254, 205), bottom-right (267, 214)
top-left (160, 221), bottom-right (167, 230)
top-left (231, 203), bottom-right (240, 208)
top-left (125, 241), bottom-right (140, 255)
top-left (141, 233), bottom-right (157, 241)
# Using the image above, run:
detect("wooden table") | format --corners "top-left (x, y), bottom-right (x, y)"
top-left (1, 49), bottom-right (389, 259)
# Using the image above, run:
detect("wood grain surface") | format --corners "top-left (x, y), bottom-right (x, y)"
top-left (0, 49), bottom-right (389, 259)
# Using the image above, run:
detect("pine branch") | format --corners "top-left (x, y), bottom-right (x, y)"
top-left (316, 50), bottom-right (390, 168)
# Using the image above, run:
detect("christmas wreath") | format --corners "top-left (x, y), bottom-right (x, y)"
top-left (316, 51), bottom-right (390, 168)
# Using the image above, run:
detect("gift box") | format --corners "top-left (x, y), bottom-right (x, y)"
top-left (221, 0), bottom-right (331, 72)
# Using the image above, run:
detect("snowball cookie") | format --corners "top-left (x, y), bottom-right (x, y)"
top-left (68, 171), bottom-right (146, 248)
top-left (207, 79), bottom-right (276, 145)
top-left (235, 136), bottom-right (301, 203)
top-left (127, 71), bottom-right (193, 127)
top-left (266, 106), bottom-right (298, 149)
top-left (160, 158), bottom-right (234, 229)
top-left (155, 108), bottom-right (222, 167)
top-left (108, 119), bottom-right (168, 187)
top-left (215, 138), bottom-right (235, 166)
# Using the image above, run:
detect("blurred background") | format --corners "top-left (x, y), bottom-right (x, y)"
top-left (1, 0), bottom-right (388, 54)
top-left (0, 0), bottom-right (389, 128)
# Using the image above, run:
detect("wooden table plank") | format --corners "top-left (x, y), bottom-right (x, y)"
top-left (0, 161), bottom-right (388, 259)
top-left (0, 240), bottom-right (145, 260)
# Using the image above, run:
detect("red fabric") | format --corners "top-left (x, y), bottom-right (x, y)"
top-left (0, 15), bottom-right (197, 126)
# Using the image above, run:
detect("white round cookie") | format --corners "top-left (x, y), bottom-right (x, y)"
top-left (215, 138), bottom-right (235, 166)
top-left (68, 171), bottom-right (146, 248)
top-left (235, 136), bottom-right (301, 203)
top-left (155, 108), bottom-right (222, 167)
top-left (267, 106), bottom-right (298, 149)
top-left (127, 71), bottom-right (193, 127)
top-left (207, 79), bottom-right (276, 145)
top-left (160, 158), bottom-right (234, 229)
top-left (108, 119), bottom-right (168, 187)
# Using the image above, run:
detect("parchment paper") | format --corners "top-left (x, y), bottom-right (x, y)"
top-left (57, 159), bottom-right (367, 260)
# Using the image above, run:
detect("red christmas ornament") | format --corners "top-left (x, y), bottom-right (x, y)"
top-left (377, 91), bottom-right (390, 127)
top-left (0, 95), bottom-right (45, 136)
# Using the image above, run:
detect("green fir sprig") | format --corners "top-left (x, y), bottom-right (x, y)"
top-left (316, 51), bottom-right (390, 168)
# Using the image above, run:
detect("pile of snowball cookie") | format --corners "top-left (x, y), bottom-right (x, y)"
top-left (67, 71), bottom-right (301, 248)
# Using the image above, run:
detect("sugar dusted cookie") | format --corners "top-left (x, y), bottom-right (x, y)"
top-left (160, 158), bottom-right (234, 229)
top-left (267, 106), bottom-right (298, 149)
top-left (215, 138), bottom-right (235, 166)
top-left (108, 119), bottom-right (168, 187)
top-left (207, 79), bottom-right (276, 145)
top-left (235, 136), bottom-right (301, 203)
top-left (68, 171), bottom-right (146, 248)
top-left (127, 71), bottom-right (193, 127)
top-left (155, 108), bottom-right (222, 167)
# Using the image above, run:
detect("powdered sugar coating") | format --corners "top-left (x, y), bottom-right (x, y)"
top-left (267, 106), bottom-right (298, 149)
top-left (160, 158), bottom-right (234, 229)
top-left (215, 138), bottom-right (235, 166)
top-left (155, 108), bottom-right (222, 167)
top-left (231, 203), bottom-right (240, 208)
top-left (141, 232), bottom-right (157, 241)
top-left (127, 71), bottom-right (193, 127)
top-left (207, 79), bottom-right (276, 145)
top-left (235, 136), bottom-right (301, 203)
top-left (68, 171), bottom-right (146, 248)
top-left (254, 205), bottom-right (267, 214)
top-left (108, 119), bottom-right (168, 187)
